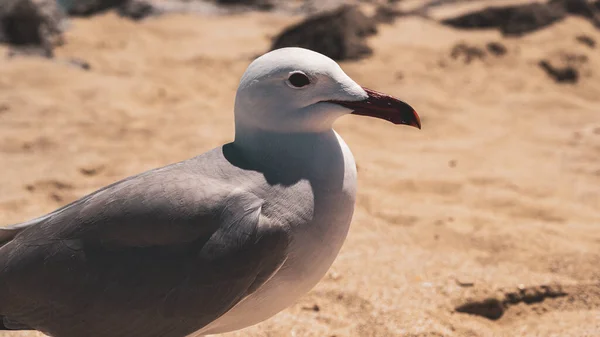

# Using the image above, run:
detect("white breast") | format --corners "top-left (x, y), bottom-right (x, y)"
top-left (195, 132), bottom-right (357, 336)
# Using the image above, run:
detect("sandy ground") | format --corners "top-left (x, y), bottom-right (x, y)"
top-left (1, 4), bottom-right (600, 337)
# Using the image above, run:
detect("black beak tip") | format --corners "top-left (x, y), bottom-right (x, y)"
top-left (411, 111), bottom-right (422, 129)
top-left (395, 109), bottom-right (421, 130)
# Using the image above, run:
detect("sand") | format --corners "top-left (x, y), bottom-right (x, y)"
top-left (0, 2), bottom-right (599, 336)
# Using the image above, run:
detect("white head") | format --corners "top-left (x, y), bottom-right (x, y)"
top-left (234, 47), bottom-right (420, 135)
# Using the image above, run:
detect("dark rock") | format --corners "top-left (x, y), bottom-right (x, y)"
top-left (117, 0), bottom-right (158, 20)
top-left (66, 0), bottom-right (127, 16)
top-left (271, 5), bottom-right (377, 61)
top-left (551, 0), bottom-right (600, 26)
top-left (302, 304), bottom-right (320, 312)
top-left (441, 0), bottom-right (600, 37)
top-left (63, 0), bottom-right (165, 19)
top-left (576, 34), bottom-right (596, 48)
top-left (539, 60), bottom-right (579, 83)
top-left (441, 3), bottom-right (566, 37)
top-left (450, 43), bottom-right (485, 64)
top-left (214, 0), bottom-right (274, 10)
top-left (373, 5), bottom-right (403, 24)
top-left (455, 298), bottom-right (505, 320)
top-left (486, 42), bottom-right (507, 56)
top-left (0, 0), bottom-right (65, 56)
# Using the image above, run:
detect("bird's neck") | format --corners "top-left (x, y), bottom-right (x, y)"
top-left (233, 127), bottom-right (341, 169)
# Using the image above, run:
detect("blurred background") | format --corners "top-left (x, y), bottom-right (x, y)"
top-left (0, 0), bottom-right (599, 336)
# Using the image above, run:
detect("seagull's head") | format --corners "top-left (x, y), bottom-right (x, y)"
top-left (234, 47), bottom-right (421, 133)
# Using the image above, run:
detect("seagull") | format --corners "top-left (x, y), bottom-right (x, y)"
top-left (0, 47), bottom-right (420, 337)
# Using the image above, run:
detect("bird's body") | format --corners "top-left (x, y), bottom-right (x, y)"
top-left (0, 48), bottom-right (419, 336)
top-left (199, 130), bottom-right (357, 334)
top-left (0, 130), bottom-right (356, 337)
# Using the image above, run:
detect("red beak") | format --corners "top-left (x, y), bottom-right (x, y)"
top-left (329, 87), bottom-right (421, 129)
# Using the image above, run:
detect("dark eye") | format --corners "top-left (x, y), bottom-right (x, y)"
top-left (287, 72), bottom-right (310, 88)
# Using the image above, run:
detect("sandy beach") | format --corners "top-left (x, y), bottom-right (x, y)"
top-left (1, 1), bottom-right (599, 336)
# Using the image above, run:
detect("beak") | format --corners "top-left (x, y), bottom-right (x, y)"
top-left (329, 87), bottom-right (421, 129)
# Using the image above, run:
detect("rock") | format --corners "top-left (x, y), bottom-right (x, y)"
top-left (441, 3), bottom-right (566, 37)
top-left (454, 297), bottom-right (505, 320)
top-left (441, 0), bottom-right (600, 37)
top-left (117, 0), bottom-right (158, 20)
top-left (271, 5), bottom-right (377, 61)
top-left (0, 0), bottom-right (66, 57)
top-left (373, 5), bottom-right (403, 24)
top-left (486, 42), bottom-right (507, 56)
top-left (539, 51), bottom-right (589, 84)
top-left (61, 0), bottom-right (163, 19)
top-left (539, 60), bottom-right (579, 83)
top-left (450, 43), bottom-right (485, 64)
top-left (576, 35), bottom-right (596, 48)
top-left (214, 0), bottom-right (274, 10)
top-left (66, 0), bottom-right (127, 16)
top-left (301, 304), bottom-right (320, 312)
top-left (551, 0), bottom-right (600, 26)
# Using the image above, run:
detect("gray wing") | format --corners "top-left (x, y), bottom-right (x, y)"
top-left (0, 160), bottom-right (290, 337)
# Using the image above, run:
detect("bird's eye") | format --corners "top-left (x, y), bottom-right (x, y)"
top-left (287, 72), bottom-right (311, 88)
